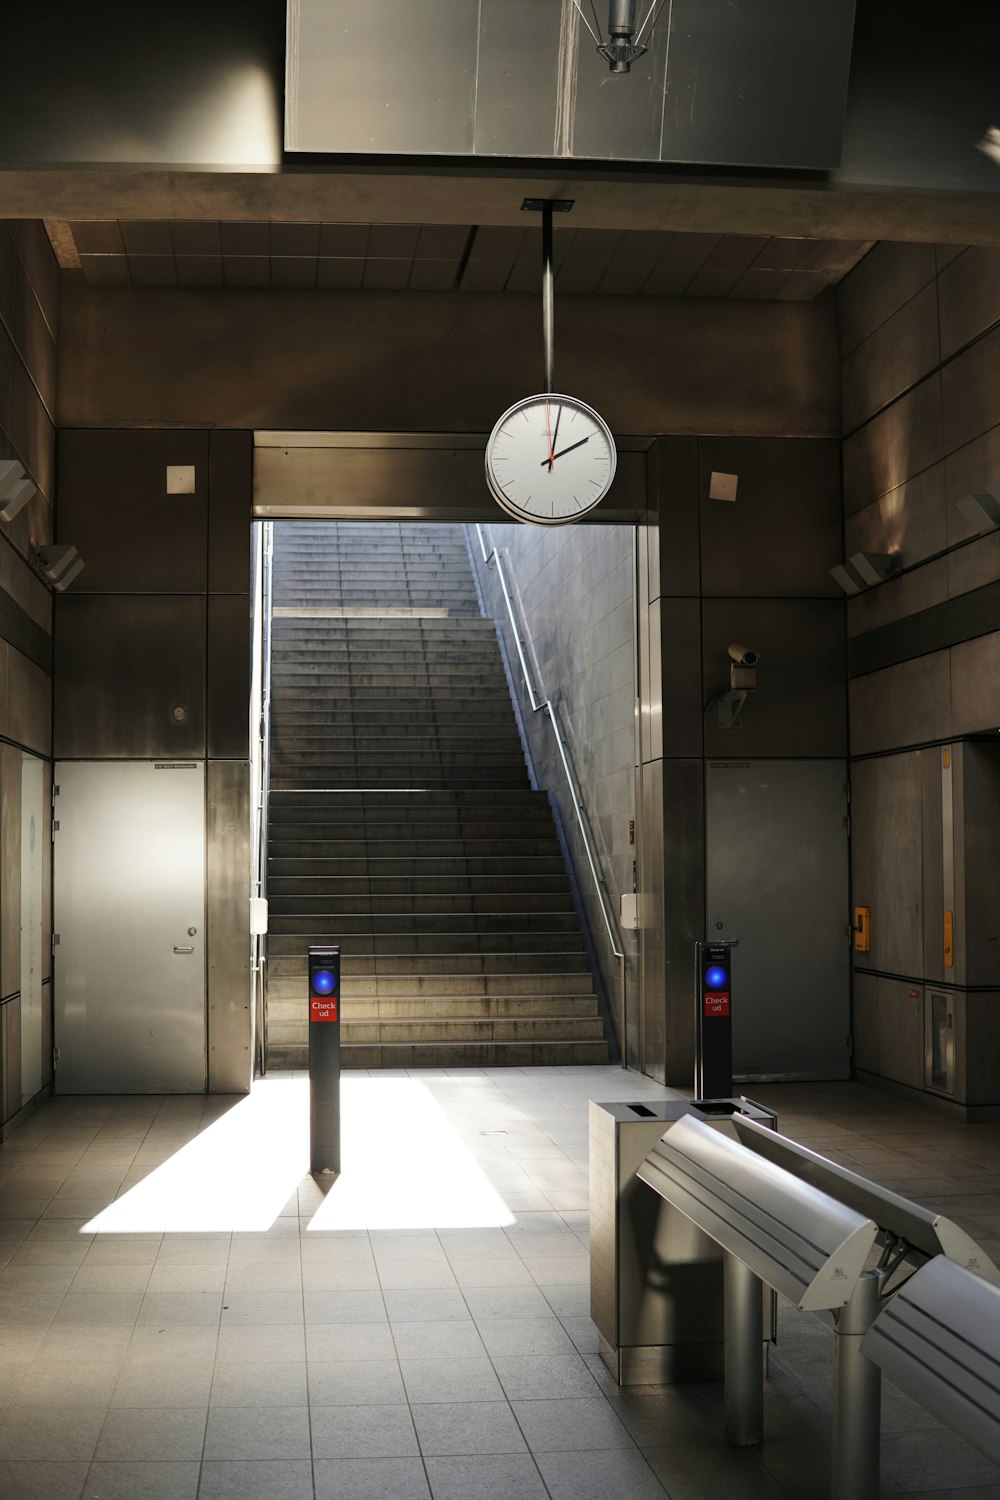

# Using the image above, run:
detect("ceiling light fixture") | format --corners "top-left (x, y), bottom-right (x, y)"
top-left (570, 0), bottom-right (670, 74)
top-left (829, 552), bottom-right (900, 593)
top-left (35, 543), bottom-right (85, 591)
top-left (954, 488), bottom-right (1000, 535)
top-left (0, 459), bottom-right (36, 522)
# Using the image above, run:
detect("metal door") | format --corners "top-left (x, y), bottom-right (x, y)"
top-left (54, 761), bottom-right (207, 1092)
top-left (706, 760), bottom-right (849, 1081)
top-left (20, 753), bottom-right (45, 1103)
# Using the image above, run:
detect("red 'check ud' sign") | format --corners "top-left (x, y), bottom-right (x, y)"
top-left (310, 998), bottom-right (339, 1023)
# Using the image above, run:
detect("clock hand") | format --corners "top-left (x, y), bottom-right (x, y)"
top-left (541, 435), bottom-right (590, 466)
top-left (547, 403), bottom-right (563, 470)
top-left (545, 399), bottom-right (554, 468)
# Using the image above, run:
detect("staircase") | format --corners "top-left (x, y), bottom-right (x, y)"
top-left (265, 521), bottom-right (610, 1069)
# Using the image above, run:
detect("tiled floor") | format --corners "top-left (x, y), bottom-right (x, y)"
top-left (0, 1067), bottom-right (999, 1500)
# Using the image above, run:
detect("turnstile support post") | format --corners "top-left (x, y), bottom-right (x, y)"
top-left (831, 1271), bottom-right (881, 1500)
top-left (724, 1252), bottom-right (764, 1446)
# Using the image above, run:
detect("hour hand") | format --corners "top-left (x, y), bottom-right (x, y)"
top-left (541, 435), bottom-right (590, 466)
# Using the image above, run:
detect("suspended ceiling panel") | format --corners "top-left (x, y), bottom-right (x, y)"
top-left (285, 0), bottom-right (858, 169)
top-left (63, 222), bottom-right (871, 300)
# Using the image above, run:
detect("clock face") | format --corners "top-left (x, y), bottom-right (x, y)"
top-left (484, 393), bottom-right (617, 526)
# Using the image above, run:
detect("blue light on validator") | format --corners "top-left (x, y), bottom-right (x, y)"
top-left (705, 966), bottom-right (728, 989)
top-left (312, 969), bottom-right (336, 996)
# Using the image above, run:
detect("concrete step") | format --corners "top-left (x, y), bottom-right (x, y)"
top-left (267, 952), bottom-right (591, 977)
top-left (267, 892), bottom-right (576, 916)
top-left (267, 975), bottom-right (597, 1002)
top-left (269, 1016), bottom-right (605, 1046)
top-left (267, 1039), bottom-right (610, 1069)
top-left (268, 931), bottom-right (589, 955)
top-left (268, 839), bottom-right (559, 860)
top-left (267, 912), bottom-right (583, 936)
top-left (268, 855), bottom-right (565, 877)
top-left (267, 876), bottom-right (573, 899)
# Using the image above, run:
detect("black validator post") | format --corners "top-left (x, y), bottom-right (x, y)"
top-left (693, 940), bottom-right (733, 1103)
top-left (309, 944), bottom-right (341, 1176)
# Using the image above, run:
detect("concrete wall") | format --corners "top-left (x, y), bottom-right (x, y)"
top-left (53, 429), bottom-right (254, 1093)
top-left (57, 282), bottom-right (840, 438)
top-left (470, 520), bottom-right (636, 1056)
top-left (0, 221), bottom-right (58, 1131)
top-left (840, 243), bottom-right (1000, 1110)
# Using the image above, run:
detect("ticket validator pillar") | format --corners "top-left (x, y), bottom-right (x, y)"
top-left (694, 941), bottom-right (733, 1103)
top-left (309, 945), bottom-right (341, 1176)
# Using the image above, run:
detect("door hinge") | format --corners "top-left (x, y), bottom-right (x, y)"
top-left (52, 1047), bottom-right (60, 1064)
top-left (52, 819), bottom-right (60, 836)
top-left (52, 934), bottom-right (60, 948)
top-left (846, 1034), bottom-right (853, 1056)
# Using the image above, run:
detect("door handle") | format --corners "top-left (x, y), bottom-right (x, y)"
top-left (173, 945), bottom-right (195, 954)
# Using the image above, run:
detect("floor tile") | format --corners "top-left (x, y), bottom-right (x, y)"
top-left (216, 1324), bottom-right (305, 1363)
top-left (307, 1360), bottom-right (407, 1405)
top-left (383, 1290), bottom-right (469, 1323)
top-left (390, 1321), bottom-right (486, 1359)
top-left (197, 1460), bottom-right (314, 1500)
top-left (304, 1290), bottom-right (387, 1324)
top-left (220, 1292), bottom-right (303, 1325)
top-left (83, 1460), bottom-right (199, 1499)
top-left (491, 1353), bottom-right (599, 1400)
top-left (306, 1322), bottom-right (396, 1362)
top-left (536, 1447), bottom-right (669, 1499)
top-left (203, 1406), bottom-right (311, 1461)
top-left (0, 1460), bottom-right (90, 1499)
top-left (511, 1396), bottom-right (635, 1452)
top-left (400, 1357), bottom-right (504, 1404)
top-left (411, 1401), bottom-right (527, 1457)
top-left (0, 1406), bottom-right (105, 1462)
top-left (311, 1404), bottom-right (418, 1459)
top-left (94, 1408), bottom-right (207, 1463)
top-left (313, 1457), bottom-right (431, 1500)
top-left (424, 1453), bottom-right (548, 1500)
top-left (211, 1361), bottom-right (308, 1407)
top-left (112, 1361), bottom-right (214, 1409)
top-left (476, 1318), bottom-right (575, 1357)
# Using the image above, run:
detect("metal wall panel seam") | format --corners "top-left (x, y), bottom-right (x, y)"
top-left (0, 585), bottom-right (52, 674)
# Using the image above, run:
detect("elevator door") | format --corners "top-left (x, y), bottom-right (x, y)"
top-left (706, 759), bottom-right (849, 1081)
top-left (54, 761), bottom-right (207, 1093)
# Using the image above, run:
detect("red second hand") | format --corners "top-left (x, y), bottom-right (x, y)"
top-left (545, 399), bottom-right (554, 467)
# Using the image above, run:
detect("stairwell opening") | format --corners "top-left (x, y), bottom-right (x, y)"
top-left (258, 519), bottom-right (613, 1073)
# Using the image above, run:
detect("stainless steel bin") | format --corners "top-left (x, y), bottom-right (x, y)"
top-left (589, 1097), bottom-right (776, 1385)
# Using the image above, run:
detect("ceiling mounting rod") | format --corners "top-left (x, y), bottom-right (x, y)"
top-left (522, 199), bottom-right (574, 394)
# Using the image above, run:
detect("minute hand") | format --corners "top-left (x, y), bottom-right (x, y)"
top-left (540, 435), bottom-right (590, 466)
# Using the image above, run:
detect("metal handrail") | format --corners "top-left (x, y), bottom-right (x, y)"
top-left (252, 520), bottom-right (275, 1074)
top-left (474, 524), bottom-right (624, 962)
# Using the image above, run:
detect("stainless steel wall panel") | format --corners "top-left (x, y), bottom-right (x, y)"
top-left (41, 761), bottom-right (51, 984)
top-left (53, 761), bottom-right (207, 1094)
top-left (876, 977), bottom-right (923, 1089)
top-left (6, 649), bottom-right (51, 757)
top-left (841, 283), bottom-right (940, 434)
top-left (702, 599), bottom-right (846, 759)
top-left (0, 534), bottom-right (52, 635)
top-left (207, 596), bottom-right (251, 761)
top-left (849, 755), bottom-right (875, 969)
top-left (572, 9), bottom-right (671, 163)
top-left (941, 324), bottom-right (1000, 456)
top-left (842, 376), bottom-right (943, 515)
top-left (9, 223), bottom-right (58, 341)
top-left (920, 748), bottom-right (945, 986)
top-left (938, 248), bottom-right (1000, 361)
top-left (961, 743), bottom-right (1000, 988)
top-left (54, 595), bottom-right (206, 759)
top-left (656, 439), bottom-right (699, 597)
top-left (474, 0), bottom-right (559, 156)
top-left (638, 758), bottom-right (665, 1084)
top-left (844, 465), bottom-right (948, 593)
top-left (660, 599), bottom-right (701, 760)
top-left (948, 632), bottom-right (1000, 738)
top-left (962, 993), bottom-right (1000, 1108)
top-left (287, 0), bottom-right (478, 155)
top-left (207, 760), bottom-right (252, 1094)
top-left (660, 0), bottom-right (855, 170)
top-left (57, 431), bottom-right (210, 593)
top-left (849, 650), bottom-right (951, 756)
top-left (698, 438), bottom-right (842, 598)
top-left (851, 971), bottom-right (878, 1074)
top-left (874, 753), bottom-right (923, 978)
top-left (3, 1000), bottom-right (20, 1123)
top-left (0, 743), bottom-right (20, 1000)
top-left (208, 431), bottom-right (253, 593)
top-left (12, 261), bottom-right (56, 419)
top-left (646, 597), bottom-right (663, 764)
top-left (706, 759), bottom-right (850, 1081)
top-left (837, 242), bottom-right (937, 357)
top-left (12, 364), bottom-right (54, 503)
top-left (662, 758), bottom-right (703, 1087)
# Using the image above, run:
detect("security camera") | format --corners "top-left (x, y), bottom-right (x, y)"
top-left (728, 644), bottom-right (760, 667)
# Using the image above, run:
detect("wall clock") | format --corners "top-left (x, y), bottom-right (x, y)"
top-left (484, 392), bottom-right (617, 526)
